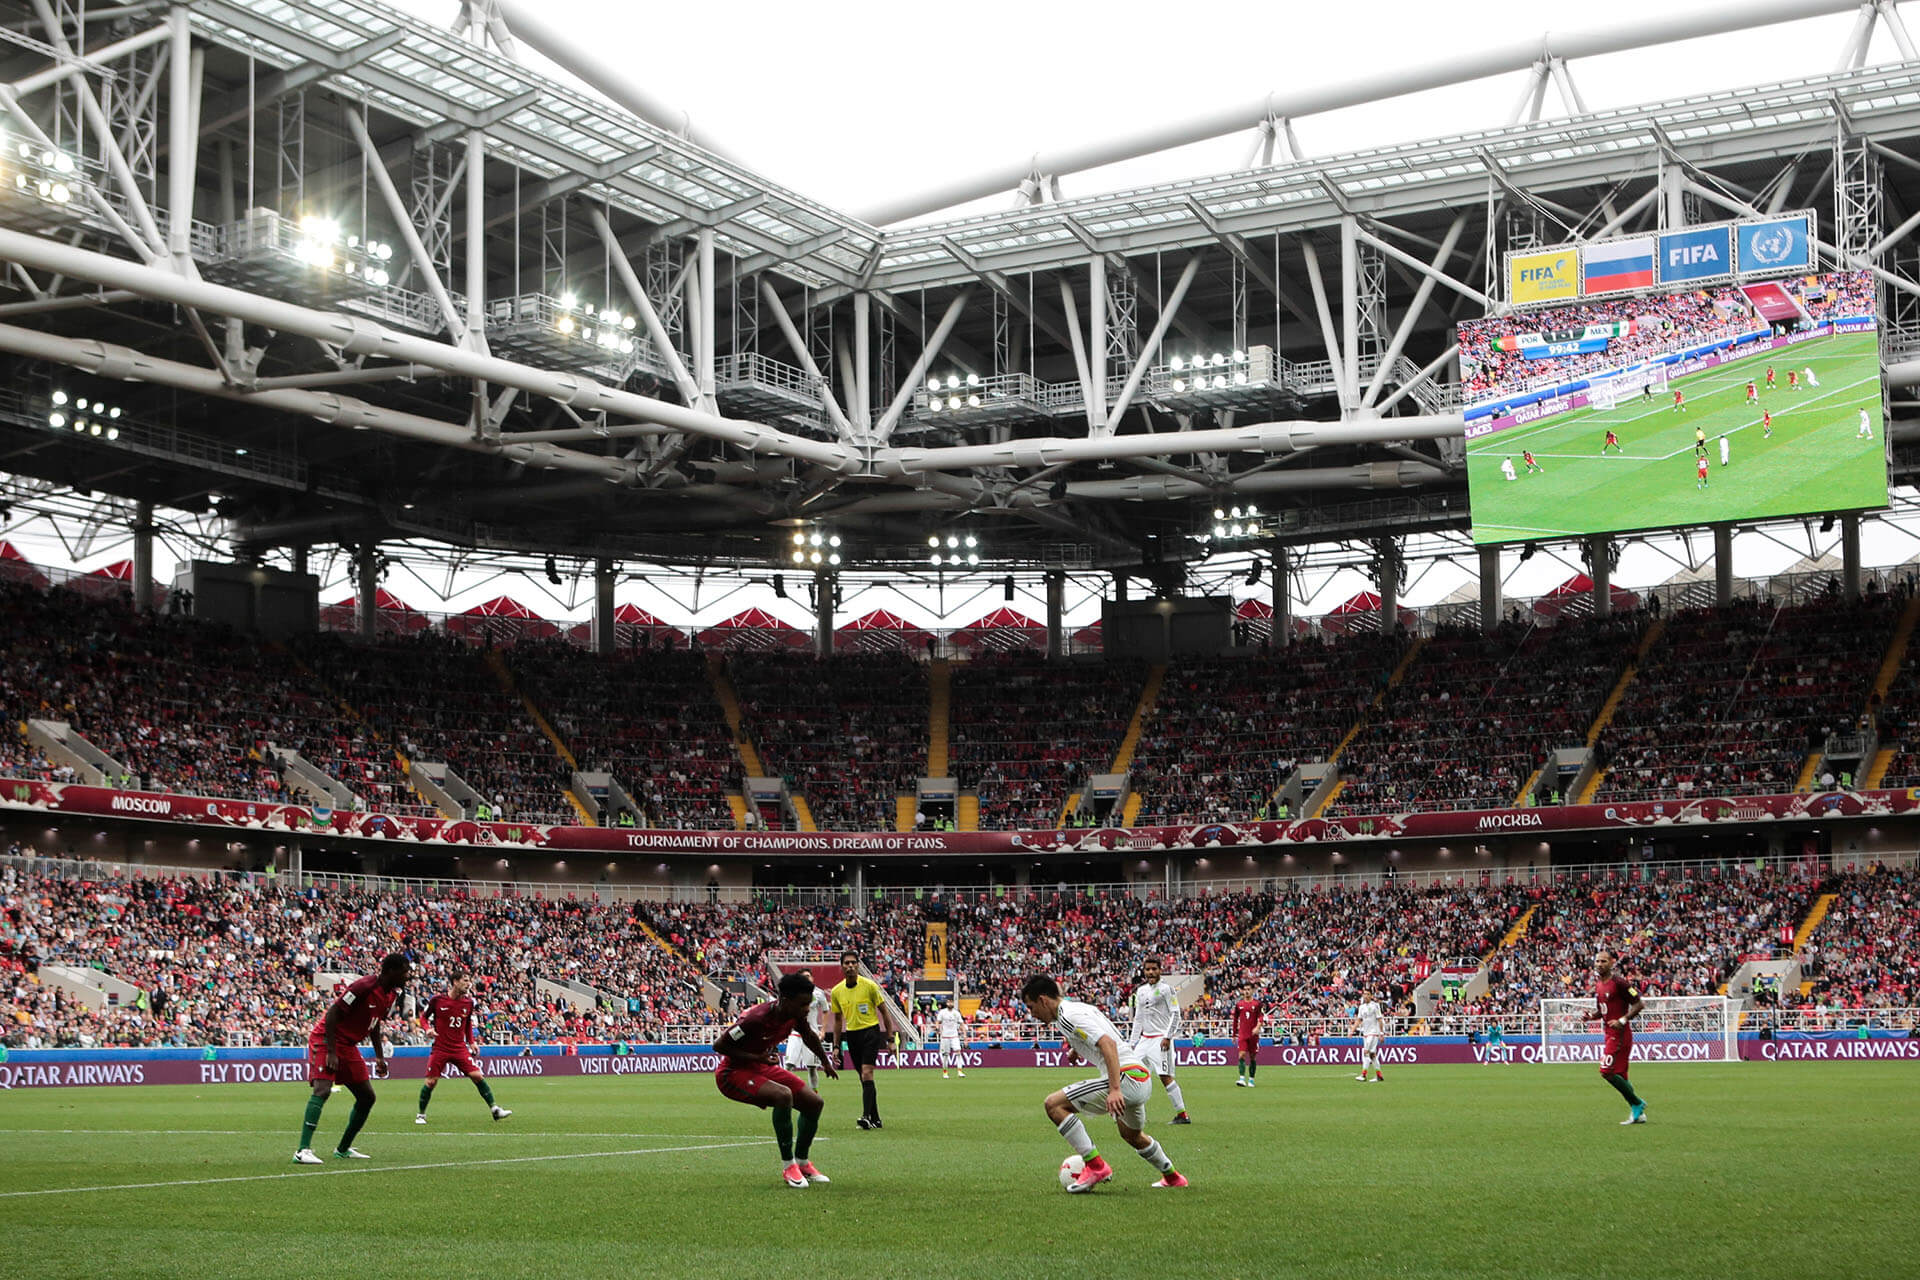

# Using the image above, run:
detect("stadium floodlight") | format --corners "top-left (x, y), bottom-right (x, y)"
top-left (1231, 349), bottom-right (1246, 362)
top-left (792, 550), bottom-right (805, 564)
top-left (556, 314), bottom-right (576, 335)
top-left (926, 379), bottom-right (941, 393)
top-left (828, 535), bottom-right (842, 548)
top-left (1213, 507), bottom-right (1225, 520)
top-left (964, 534), bottom-right (978, 548)
top-left (809, 551), bottom-right (822, 565)
top-left (930, 552), bottom-right (943, 566)
top-left (1211, 353), bottom-right (1227, 367)
top-left (827, 553), bottom-right (841, 567)
top-left (966, 552), bottom-right (980, 566)
top-left (71, 418), bottom-right (84, 432)
top-left (50, 390), bottom-right (67, 406)
top-left (105, 427), bottom-right (117, 440)
top-left (946, 395), bottom-right (961, 410)
top-left (946, 535), bottom-right (959, 549)
top-left (1170, 356), bottom-right (1185, 371)
top-left (965, 373), bottom-right (980, 387)
top-left (1213, 523), bottom-right (1227, 538)
top-left (792, 531), bottom-right (806, 545)
top-left (927, 535), bottom-right (940, 547)
top-left (809, 532), bottom-right (823, 546)
top-left (1171, 379), bottom-right (1186, 392)
top-left (559, 292), bottom-right (577, 310)
top-left (967, 395), bottom-right (980, 407)
top-left (46, 412), bottom-right (63, 428)
top-left (50, 151), bottom-right (73, 175)
top-left (945, 374), bottom-right (960, 390)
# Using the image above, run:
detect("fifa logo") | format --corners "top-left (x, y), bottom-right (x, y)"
top-left (1518, 257), bottom-right (1569, 283)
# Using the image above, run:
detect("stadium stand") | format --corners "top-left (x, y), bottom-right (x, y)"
top-left (948, 654), bottom-right (1147, 828)
top-left (1593, 596), bottom-right (1899, 801)
top-left (1328, 618), bottom-right (1643, 816)
top-left (1795, 869), bottom-right (1918, 1009)
top-left (727, 652), bottom-right (928, 833)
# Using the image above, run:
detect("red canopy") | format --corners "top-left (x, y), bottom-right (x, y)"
top-left (1071, 618), bottom-right (1103, 652)
top-left (0, 540), bottom-right (47, 588)
top-left (564, 603), bottom-right (682, 649)
top-left (1321, 590), bottom-right (1416, 635)
top-left (836, 609), bottom-right (930, 654)
top-left (320, 589), bottom-right (429, 634)
top-left (446, 595), bottom-right (558, 643)
top-left (1234, 597), bottom-right (1274, 644)
top-left (87, 559), bottom-right (134, 580)
top-left (949, 607), bottom-right (1047, 652)
top-left (1532, 573), bottom-right (1641, 620)
top-left (697, 607), bottom-right (811, 651)
top-left (69, 558), bottom-right (149, 603)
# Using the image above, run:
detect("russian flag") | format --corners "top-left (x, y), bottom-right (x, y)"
top-left (1582, 237), bottom-right (1655, 295)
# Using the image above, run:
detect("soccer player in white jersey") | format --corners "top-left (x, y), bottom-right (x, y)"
top-left (1802, 366), bottom-right (1820, 388)
top-left (1858, 408), bottom-right (1873, 440)
top-left (934, 999), bottom-right (967, 1078)
top-left (1129, 958), bottom-right (1191, 1124)
top-left (782, 968), bottom-right (834, 1090)
top-left (1022, 974), bottom-right (1187, 1193)
top-left (1352, 992), bottom-right (1387, 1083)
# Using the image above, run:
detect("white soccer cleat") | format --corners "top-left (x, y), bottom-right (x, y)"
top-left (332, 1147), bottom-right (371, 1160)
top-left (956, 1069), bottom-right (965, 1077)
top-left (491, 1106), bottom-right (512, 1121)
top-left (1354, 1074), bottom-right (1367, 1081)
top-left (292, 1148), bottom-right (324, 1165)
top-left (414, 1115), bottom-right (427, 1125)
top-left (941, 1071), bottom-right (949, 1079)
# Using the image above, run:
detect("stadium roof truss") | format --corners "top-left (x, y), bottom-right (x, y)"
top-left (0, 0), bottom-right (1918, 599)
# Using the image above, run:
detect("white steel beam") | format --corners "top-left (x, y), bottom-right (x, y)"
top-left (344, 108), bottom-right (468, 345)
top-left (1100, 253), bottom-right (1202, 436)
top-left (589, 206), bottom-right (701, 408)
top-left (166, 4), bottom-right (193, 270)
top-left (7, 22), bottom-right (170, 96)
top-left (872, 288), bottom-right (970, 441)
top-left (858, 0), bottom-right (1869, 223)
top-left (1361, 216), bottom-right (1468, 410)
top-left (757, 279), bottom-right (854, 439)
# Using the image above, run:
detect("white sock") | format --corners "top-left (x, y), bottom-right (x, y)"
top-left (1057, 1115), bottom-right (1096, 1159)
top-left (1136, 1138), bottom-right (1173, 1172)
top-left (1164, 1081), bottom-right (1185, 1112)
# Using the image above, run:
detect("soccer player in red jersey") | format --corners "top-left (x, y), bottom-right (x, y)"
top-left (1762, 410), bottom-right (1773, 439)
top-left (1672, 389), bottom-right (1685, 412)
top-left (1522, 450), bottom-right (1543, 475)
top-left (1765, 365), bottom-right (1776, 389)
top-left (1696, 455), bottom-right (1710, 491)
top-left (294, 951), bottom-right (409, 1164)
top-left (1745, 380), bottom-right (1757, 404)
top-left (714, 971), bottom-right (839, 1188)
top-left (1591, 950), bottom-right (1647, 1124)
top-left (1230, 987), bottom-right (1264, 1087)
top-left (416, 973), bottom-right (511, 1125)
top-left (1602, 429), bottom-right (1621, 454)
top-left (1787, 369), bottom-right (1799, 391)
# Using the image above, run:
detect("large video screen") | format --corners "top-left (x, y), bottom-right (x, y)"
top-left (1461, 269), bottom-right (1887, 545)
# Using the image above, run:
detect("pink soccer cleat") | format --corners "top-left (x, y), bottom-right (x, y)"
top-left (1151, 1171), bottom-right (1190, 1189)
top-left (782, 1162), bottom-right (808, 1188)
top-left (1066, 1156), bottom-right (1114, 1194)
top-left (798, 1161), bottom-right (830, 1184)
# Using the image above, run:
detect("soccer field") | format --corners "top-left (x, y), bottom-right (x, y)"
top-left (1466, 332), bottom-right (1889, 544)
top-left (4, 1064), bottom-right (1918, 1279)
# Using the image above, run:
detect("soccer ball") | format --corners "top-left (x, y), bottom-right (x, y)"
top-left (1058, 1155), bottom-right (1085, 1189)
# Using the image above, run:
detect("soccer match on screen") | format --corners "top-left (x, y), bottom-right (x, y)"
top-left (4, 0), bottom-right (1920, 1278)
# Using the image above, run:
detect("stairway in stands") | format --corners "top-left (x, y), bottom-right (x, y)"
top-left (1791, 892), bottom-right (1840, 996)
top-left (486, 651), bottom-right (595, 826)
top-left (1065, 664), bottom-right (1163, 827)
top-left (1572, 617), bottom-right (1667, 804)
top-left (1864, 595), bottom-right (1920, 788)
top-left (924, 659), bottom-right (957, 830)
top-left (1306, 637), bottom-right (1426, 819)
top-left (705, 654), bottom-right (795, 830)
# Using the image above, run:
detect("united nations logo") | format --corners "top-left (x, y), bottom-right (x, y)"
top-left (1749, 226), bottom-right (1796, 265)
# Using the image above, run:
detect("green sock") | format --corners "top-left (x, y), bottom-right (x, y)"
top-left (771, 1107), bottom-right (794, 1162)
top-left (299, 1094), bottom-right (326, 1149)
top-left (795, 1108), bottom-right (819, 1161)
top-left (1248, 1059), bottom-right (1258, 1079)
top-left (337, 1097), bottom-right (373, 1151)
top-left (473, 1078), bottom-right (495, 1107)
top-left (417, 1085), bottom-right (432, 1115)
top-left (1603, 1074), bottom-right (1643, 1107)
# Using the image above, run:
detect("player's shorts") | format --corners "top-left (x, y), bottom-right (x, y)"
top-left (426, 1046), bottom-right (480, 1079)
top-left (938, 1038), bottom-right (961, 1057)
top-left (1600, 1033), bottom-right (1633, 1077)
top-left (784, 1032), bottom-right (821, 1070)
top-left (306, 1030), bottom-right (369, 1086)
top-left (843, 1026), bottom-right (885, 1068)
top-left (715, 1060), bottom-right (807, 1107)
top-left (1362, 1034), bottom-right (1382, 1060)
top-left (1062, 1063), bottom-right (1152, 1130)
top-left (1131, 1038), bottom-right (1174, 1077)
top-left (1235, 1035), bottom-right (1259, 1057)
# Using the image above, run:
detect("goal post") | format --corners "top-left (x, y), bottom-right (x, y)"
top-left (1539, 995), bottom-right (1737, 1064)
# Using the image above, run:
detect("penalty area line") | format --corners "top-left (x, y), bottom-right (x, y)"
top-left (0, 1138), bottom-right (769, 1199)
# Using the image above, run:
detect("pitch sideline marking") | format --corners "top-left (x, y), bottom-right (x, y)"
top-left (0, 1138), bottom-right (770, 1199)
top-left (0, 1127), bottom-right (763, 1139)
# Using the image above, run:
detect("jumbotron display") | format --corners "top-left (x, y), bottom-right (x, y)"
top-left (1460, 269), bottom-right (1888, 545)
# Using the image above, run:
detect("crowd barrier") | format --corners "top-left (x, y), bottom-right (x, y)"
top-left (4, 1030), bottom-right (1913, 1089)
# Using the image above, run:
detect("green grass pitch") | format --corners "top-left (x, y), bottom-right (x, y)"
top-left (1466, 332), bottom-right (1890, 545)
top-left (4, 1064), bottom-right (1917, 1279)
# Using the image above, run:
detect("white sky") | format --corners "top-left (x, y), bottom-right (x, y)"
top-left (7, 0), bottom-right (1920, 628)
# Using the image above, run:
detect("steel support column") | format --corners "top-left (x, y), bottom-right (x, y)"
top-left (1088, 256), bottom-right (1108, 423)
top-left (815, 574), bottom-right (834, 657)
top-left (355, 543), bottom-right (378, 638)
top-left (1272, 546), bottom-right (1290, 641)
top-left (853, 290), bottom-right (871, 431)
top-left (1045, 570), bottom-right (1065, 660)
top-left (1375, 537), bottom-right (1399, 633)
top-left (1842, 513), bottom-right (1862, 602)
top-left (131, 498), bottom-right (153, 613)
top-left (1478, 544), bottom-right (1501, 634)
top-left (592, 557), bottom-right (616, 655)
top-left (697, 228), bottom-right (717, 412)
top-left (1714, 525), bottom-right (1733, 607)
top-left (1590, 536), bottom-right (1612, 618)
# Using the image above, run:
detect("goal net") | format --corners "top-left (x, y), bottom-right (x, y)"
top-left (1539, 995), bottom-right (1736, 1064)
top-left (1590, 365), bottom-right (1669, 411)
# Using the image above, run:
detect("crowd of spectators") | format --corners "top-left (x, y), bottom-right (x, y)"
top-left (1330, 617), bottom-right (1643, 816)
top-left (297, 631), bottom-right (573, 825)
top-left (1595, 597), bottom-right (1895, 802)
top-left (1131, 636), bottom-right (1401, 826)
top-left (508, 643), bottom-right (738, 830)
top-left (949, 655), bottom-right (1147, 828)
top-left (728, 653), bottom-right (927, 832)
top-left (1797, 868), bottom-right (1917, 1009)
top-left (1467, 866), bottom-right (1817, 1016)
top-left (0, 855), bottom-right (708, 1048)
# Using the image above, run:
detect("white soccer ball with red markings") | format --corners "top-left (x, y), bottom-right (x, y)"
top-left (1058, 1155), bottom-right (1085, 1189)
